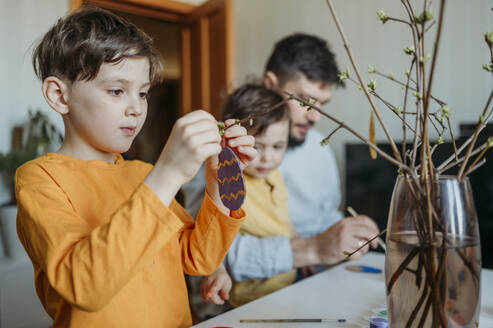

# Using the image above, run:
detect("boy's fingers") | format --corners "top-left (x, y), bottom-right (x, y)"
top-left (224, 124), bottom-right (247, 138)
top-left (183, 120), bottom-right (220, 140)
top-left (237, 146), bottom-right (257, 161)
top-left (220, 289), bottom-right (230, 300)
top-left (196, 144), bottom-right (222, 161)
top-left (209, 293), bottom-right (225, 305)
top-left (178, 109), bottom-right (216, 126)
top-left (188, 131), bottom-right (221, 149)
top-left (224, 118), bottom-right (237, 127)
top-left (227, 135), bottom-right (255, 148)
top-left (208, 280), bottom-right (222, 296)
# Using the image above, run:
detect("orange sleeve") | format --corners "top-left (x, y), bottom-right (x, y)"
top-left (171, 192), bottom-right (245, 276)
top-left (16, 168), bottom-right (184, 312)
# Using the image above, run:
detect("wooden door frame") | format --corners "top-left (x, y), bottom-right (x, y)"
top-left (69, 0), bottom-right (196, 20)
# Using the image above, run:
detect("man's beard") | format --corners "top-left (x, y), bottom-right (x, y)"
top-left (288, 135), bottom-right (305, 149)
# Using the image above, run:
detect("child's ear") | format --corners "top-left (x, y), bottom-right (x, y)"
top-left (42, 76), bottom-right (70, 115)
top-left (264, 71), bottom-right (280, 91)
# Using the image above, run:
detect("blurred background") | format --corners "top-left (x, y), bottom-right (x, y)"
top-left (0, 1), bottom-right (491, 327)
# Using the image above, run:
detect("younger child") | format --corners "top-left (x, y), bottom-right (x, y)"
top-left (200, 84), bottom-right (294, 307)
top-left (16, 7), bottom-right (255, 328)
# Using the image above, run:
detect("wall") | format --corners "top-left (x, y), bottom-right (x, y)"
top-left (0, 0), bottom-right (67, 204)
top-left (0, 0), bottom-right (491, 204)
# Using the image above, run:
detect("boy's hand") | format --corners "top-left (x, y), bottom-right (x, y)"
top-left (156, 110), bottom-right (222, 186)
top-left (200, 265), bottom-right (232, 305)
top-left (221, 119), bottom-right (257, 170)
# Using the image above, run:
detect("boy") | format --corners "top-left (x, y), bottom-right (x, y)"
top-left (201, 84), bottom-right (294, 307)
top-left (16, 7), bottom-right (255, 328)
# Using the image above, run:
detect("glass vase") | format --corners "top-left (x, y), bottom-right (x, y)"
top-left (385, 176), bottom-right (481, 328)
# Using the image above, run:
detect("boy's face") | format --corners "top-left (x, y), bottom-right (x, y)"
top-left (279, 75), bottom-right (333, 146)
top-left (244, 119), bottom-right (290, 179)
top-left (65, 57), bottom-right (150, 158)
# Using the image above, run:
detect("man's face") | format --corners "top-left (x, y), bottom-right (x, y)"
top-left (278, 75), bottom-right (333, 146)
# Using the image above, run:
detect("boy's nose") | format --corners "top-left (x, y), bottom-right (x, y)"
top-left (126, 97), bottom-right (144, 116)
top-left (261, 149), bottom-right (273, 162)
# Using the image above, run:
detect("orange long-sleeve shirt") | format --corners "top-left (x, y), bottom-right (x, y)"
top-left (15, 153), bottom-right (244, 328)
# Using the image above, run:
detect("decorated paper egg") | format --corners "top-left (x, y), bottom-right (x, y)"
top-left (217, 147), bottom-right (246, 210)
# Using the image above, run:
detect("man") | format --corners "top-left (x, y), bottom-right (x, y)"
top-left (183, 33), bottom-right (379, 317)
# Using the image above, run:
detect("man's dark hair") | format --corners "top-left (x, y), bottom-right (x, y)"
top-left (32, 6), bottom-right (163, 84)
top-left (265, 33), bottom-right (342, 86)
top-left (222, 84), bottom-right (289, 136)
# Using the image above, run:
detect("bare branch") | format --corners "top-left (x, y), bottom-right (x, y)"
top-left (326, 0), bottom-right (403, 163)
top-left (457, 90), bottom-right (493, 180)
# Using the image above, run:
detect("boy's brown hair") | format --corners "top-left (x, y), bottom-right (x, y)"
top-left (222, 84), bottom-right (289, 136)
top-left (32, 6), bottom-right (163, 84)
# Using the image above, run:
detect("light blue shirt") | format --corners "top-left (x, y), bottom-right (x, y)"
top-left (280, 129), bottom-right (343, 238)
top-left (181, 129), bottom-right (343, 281)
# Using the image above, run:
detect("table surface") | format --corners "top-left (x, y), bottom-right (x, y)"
top-left (193, 252), bottom-right (493, 328)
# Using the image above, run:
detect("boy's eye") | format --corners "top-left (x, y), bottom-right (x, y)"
top-left (108, 89), bottom-right (123, 96)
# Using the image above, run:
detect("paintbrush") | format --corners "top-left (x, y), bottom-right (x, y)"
top-left (347, 206), bottom-right (386, 251)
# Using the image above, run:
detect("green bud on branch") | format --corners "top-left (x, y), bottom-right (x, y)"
top-left (441, 106), bottom-right (451, 118)
top-left (367, 79), bottom-right (377, 92)
top-left (485, 32), bottom-right (493, 46)
top-left (404, 46), bottom-right (415, 56)
top-left (368, 65), bottom-right (375, 73)
top-left (413, 11), bottom-right (433, 24)
top-left (217, 122), bottom-right (225, 136)
top-left (488, 137), bottom-right (493, 147)
top-left (376, 10), bottom-right (388, 24)
top-left (419, 53), bottom-right (431, 63)
top-left (320, 137), bottom-right (330, 147)
top-left (338, 67), bottom-right (350, 82)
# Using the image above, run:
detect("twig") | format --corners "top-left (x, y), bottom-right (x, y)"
top-left (457, 90), bottom-right (493, 180)
top-left (373, 70), bottom-right (446, 106)
top-left (326, 0), bottom-right (403, 163)
top-left (343, 229), bottom-right (387, 260)
top-left (387, 246), bottom-right (420, 294)
top-left (287, 93), bottom-right (414, 174)
top-left (437, 140), bottom-right (489, 173)
top-left (223, 96), bottom-right (293, 131)
top-left (347, 206), bottom-right (386, 251)
top-left (464, 158), bottom-right (487, 177)
top-left (446, 116), bottom-right (458, 161)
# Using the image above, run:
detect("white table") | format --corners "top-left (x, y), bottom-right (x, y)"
top-left (193, 252), bottom-right (493, 328)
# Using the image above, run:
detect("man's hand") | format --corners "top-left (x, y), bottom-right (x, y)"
top-left (291, 215), bottom-right (379, 267)
top-left (200, 265), bottom-right (232, 305)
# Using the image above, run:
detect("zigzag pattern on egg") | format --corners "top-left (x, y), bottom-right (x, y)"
top-left (217, 147), bottom-right (246, 210)
top-left (217, 157), bottom-right (238, 169)
top-left (217, 173), bottom-right (243, 185)
top-left (220, 190), bottom-right (245, 201)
